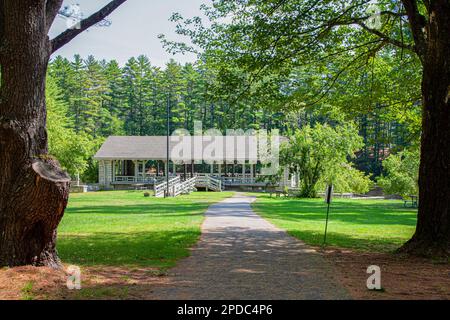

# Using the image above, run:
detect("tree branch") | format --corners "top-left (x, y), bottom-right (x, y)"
top-left (50, 0), bottom-right (127, 53)
top-left (305, 9), bottom-right (413, 52)
top-left (305, 42), bottom-right (386, 108)
top-left (401, 0), bottom-right (427, 60)
top-left (355, 21), bottom-right (414, 51)
top-left (46, 0), bottom-right (64, 33)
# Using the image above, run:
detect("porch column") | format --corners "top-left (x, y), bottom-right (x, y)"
top-left (134, 160), bottom-right (138, 182)
top-left (184, 163), bottom-right (187, 180)
top-left (157, 161), bottom-right (160, 177)
top-left (242, 161), bottom-right (245, 176)
top-left (112, 160), bottom-right (115, 182)
top-left (142, 160), bottom-right (146, 181)
top-left (100, 160), bottom-right (113, 189)
top-left (190, 160), bottom-right (194, 178)
top-left (173, 162), bottom-right (176, 175)
top-left (99, 160), bottom-right (105, 186)
top-left (210, 163), bottom-right (214, 175)
top-left (106, 160), bottom-right (113, 188)
top-left (218, 163), bottom-right (222, 176)
top-left (282, 167), bottom-right (289, 187)
top-left (250, 163), bottom-right (254, 180)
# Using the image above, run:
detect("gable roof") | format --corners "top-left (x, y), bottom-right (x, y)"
top-left (94, 136), bottom-right (286, 162)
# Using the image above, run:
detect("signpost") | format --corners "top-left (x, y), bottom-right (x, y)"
top-left (323, 184), bottom-right (333, 246)
top-left (165, 94), bottom-right (170, 198)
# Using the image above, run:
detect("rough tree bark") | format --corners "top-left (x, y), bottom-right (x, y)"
top-left (398, 0), bottom-right (450, 257)
top-left (0, 0), bottom-right (70, 268)
top-left (0, 0), bottom-right (127, 268)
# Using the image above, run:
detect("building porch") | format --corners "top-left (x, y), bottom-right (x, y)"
top-left (99, 159), bottom-right (280, 190)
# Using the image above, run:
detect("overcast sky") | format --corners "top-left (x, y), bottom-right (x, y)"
top-left (49, 0), bottom-right (209, 67)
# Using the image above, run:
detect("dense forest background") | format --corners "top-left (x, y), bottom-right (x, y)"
top-left (47, 54), bottom-right (419, 185)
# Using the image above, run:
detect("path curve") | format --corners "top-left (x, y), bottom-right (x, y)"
top-left (151, 193), bottom-right (350, 299)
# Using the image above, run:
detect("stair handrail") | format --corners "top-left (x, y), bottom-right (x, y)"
top-left (154, 175), bottom-right (181, 197)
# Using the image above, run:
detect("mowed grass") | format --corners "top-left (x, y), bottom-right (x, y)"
top-left (57, 191), bottom-right (233, 268)
top-left (251, 194), bottom-right (418, 252)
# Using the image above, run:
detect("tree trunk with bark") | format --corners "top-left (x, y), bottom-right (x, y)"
top-left (0, 1), bottom-right (70, 267)
top-left (399, 1), bottom-right (450, 257)
top-left (0, 0), bottom-right (126, 267)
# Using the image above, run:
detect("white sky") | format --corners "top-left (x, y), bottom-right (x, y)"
top-left (49, 0), bottom-right (210, 67)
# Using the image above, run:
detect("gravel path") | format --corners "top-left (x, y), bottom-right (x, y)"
top-left (151, 193), bottom-right (350, 299)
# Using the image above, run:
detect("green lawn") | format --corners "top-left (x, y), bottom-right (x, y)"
top-left (57, 190), bottom-right (233, 268)
top-left (251, 194), bottom-right (418, 252)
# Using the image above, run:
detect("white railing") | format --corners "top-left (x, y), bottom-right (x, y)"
top-left (207, 176), bottom-right (222, 191)
top-left (173, 177), bottom-right (197, 196)
top-left (195, 175), bottom-right (207, 185)
top-left (114, 176), bottom-right (136, 182)
top-left (220, 177), bottom-right (266, 185)
top-left (197, 175), bottom-right (265, 186)
top-left (195, 175), bottom-right (222, 191)
top-left (114, 176), bottom-right (157, 183)
top-left (154, 176), bottom-right (181, 197)
top-left (153, 173), bottom-right (281, 197)
top-left (115, 174), bottom-right (270, 187)
top-left (155, 175), bottom-right (223, 197)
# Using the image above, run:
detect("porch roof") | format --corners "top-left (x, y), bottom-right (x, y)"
top-left (94, 135), bottom-right (286, 161)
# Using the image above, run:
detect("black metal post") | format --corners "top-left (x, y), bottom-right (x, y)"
top-left (323, 201), bottom-right (331, 246)
top-left (323, 184), bottom-right (333, 246)
top-left (166, 94), bottom-right (170, 198)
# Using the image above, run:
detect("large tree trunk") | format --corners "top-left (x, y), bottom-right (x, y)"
top-left (0, 1), bottom-right (70, 268)
top-left (399, 4), bottom-right (450, 257)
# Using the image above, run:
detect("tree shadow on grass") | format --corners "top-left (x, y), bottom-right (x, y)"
top-left (57, 230), bottom-right (200, 268)
top-left (286, 229), bottom-right (407, 253)
top-left (65, 203), bottom-right (210, 216)
top-left (253, 199), bottom-right (418, 226)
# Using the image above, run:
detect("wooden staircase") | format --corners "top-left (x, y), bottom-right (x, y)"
top-left (154, 176), bottom-right (181, 197)
top-left (194, 175), bottom-right (223, 191)
top-left (154, 175), bottom-right (222, 197)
